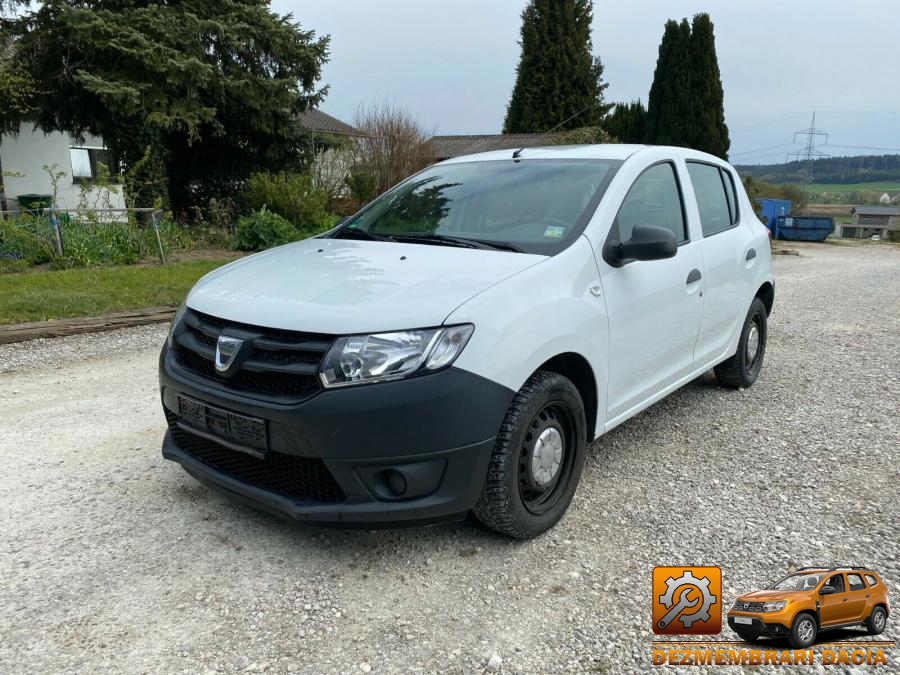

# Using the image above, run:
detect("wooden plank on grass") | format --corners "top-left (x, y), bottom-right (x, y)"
top-left (0, 306), bottom-right (176, 345)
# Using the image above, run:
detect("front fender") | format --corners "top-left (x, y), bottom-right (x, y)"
top-left (446, 236), bottom-right (608, 436)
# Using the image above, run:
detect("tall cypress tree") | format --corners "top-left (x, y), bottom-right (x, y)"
top-left (645, 14), bottom-right (730, 159)
top-left (687, 13), bottom-right (730, 158)
top-left (604, 100), bottom-right (647, 143)
top-left (644, 19), bottom-right (692, 147)
top-left (503, 0), bottom-right (611, 134)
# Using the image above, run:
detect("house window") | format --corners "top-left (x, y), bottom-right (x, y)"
top-left (69, 147), bottom-right (118, 182)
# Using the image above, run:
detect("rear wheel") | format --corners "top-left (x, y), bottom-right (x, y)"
top-left (715, 297), bottom-right (767, 389)
top-left (473, 370), bottom-right (586, 539)
top-left (788, 613), bottom-right (817, 649)
top-left (866, 606), bottom-right (887, 635)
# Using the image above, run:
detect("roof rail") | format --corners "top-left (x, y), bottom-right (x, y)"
top-left (826, 566), bottom-right (870, 572)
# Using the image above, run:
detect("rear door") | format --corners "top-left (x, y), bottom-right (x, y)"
top-left (599, 160), bottom-right (705, 422)
top-left (845, 573), bottom-right (869, 622)
top-left (684, 161), bottom-right (758, 366)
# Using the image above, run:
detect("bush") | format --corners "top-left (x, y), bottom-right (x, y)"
top-left (244, 171), bottom-right (334, 235)
top-left (0, 214), bottom-right (57, 264)
top-left (345, 172), bottom-right (377, 210)
top-left (0, 256), bottom-right (29, 274)
top-left (233, 207), bottom-right (300, 251)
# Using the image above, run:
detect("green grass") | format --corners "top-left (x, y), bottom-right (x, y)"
top-left (0, 259), bottom-right (234, 325)
top-left (805, 181), bottom-right (900, 202)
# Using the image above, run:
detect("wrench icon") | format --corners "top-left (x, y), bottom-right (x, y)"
top-left (657, 589), bottom-right (699, 629)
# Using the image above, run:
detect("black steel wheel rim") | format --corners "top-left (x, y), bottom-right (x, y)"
top-left (517, 401), bottom-right (576, 515)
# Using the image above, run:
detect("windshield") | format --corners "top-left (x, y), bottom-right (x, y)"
top-left (333, 159), bottom-right (622, 255)
top-left (768, 573), bottom-right (824, 591)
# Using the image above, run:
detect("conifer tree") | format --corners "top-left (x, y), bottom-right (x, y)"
top-left (503, 0), bottom-right (611, 134)
top-left (604, 101), bottom-right (647, 143)
top-left (644, 19), bottom-right (692, 147)
top-left (687, 13), bottom-right (730, 158)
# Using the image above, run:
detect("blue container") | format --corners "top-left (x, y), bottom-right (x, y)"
top-left (756, 198), bottom-right (792, 233)
top-left (774, 216), bottom-right (834, 242)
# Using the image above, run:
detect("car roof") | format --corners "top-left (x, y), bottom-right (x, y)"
top-left (437, 143), bottom-right (730, 166)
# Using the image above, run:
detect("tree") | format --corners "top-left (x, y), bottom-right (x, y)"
top-left (503, 0), bottom-right (611, 134)
top-left (2, 0), bottom-right (329, 214)
top-left (686, 13), bottom-right (729, 158)
top-left (644, 14), bottom-right (730, 159)
top-left (351, 100), bottom-right (435, 196)
top-left (603, 101), bottom-right (647, 143)
top-left (644, 19), bottom-right (693, 148)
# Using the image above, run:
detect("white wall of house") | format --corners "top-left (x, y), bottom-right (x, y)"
top-left (0, 127), bottom-right (126, 213)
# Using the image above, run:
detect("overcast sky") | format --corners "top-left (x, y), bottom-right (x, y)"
top-left (272, 1), bottom-right (900, 164)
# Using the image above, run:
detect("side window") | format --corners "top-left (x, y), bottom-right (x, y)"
top-left (847, 574), bottom-right (866, 591)
top-left (720, 168), bottom-right (739, 224)
top-left (826, 574), bottom-right (845, 593)
top-left (611, 162), bottom-right (686, 244)
top-left (687, 162), bottom-right (733, 237)
top-left (865, 574), bottom-right (878, 587)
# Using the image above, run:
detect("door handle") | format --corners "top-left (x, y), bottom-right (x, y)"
top-left (746, 248), bottom-right (757, 261)
top-left (686, 269), bottom-right (702, 284)
top-left (843, 598), bottom-right (848, 602)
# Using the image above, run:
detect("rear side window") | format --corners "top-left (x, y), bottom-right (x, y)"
top-left (687, 162), bottom-right (735, 237)
top-left (865, 574), bottom-right (878, 587)
top-left (611, 162), bottom-right (687, 244)
top-left (847, 573), bottom-right (866, 591)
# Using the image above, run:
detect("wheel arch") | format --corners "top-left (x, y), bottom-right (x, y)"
top-left (756, 281), bottom-right (774, 316)
top-left (536, 352), bottom-right (599, 441)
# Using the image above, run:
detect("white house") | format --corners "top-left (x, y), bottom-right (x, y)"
top-left (0, 126), bottom-right (126, 213)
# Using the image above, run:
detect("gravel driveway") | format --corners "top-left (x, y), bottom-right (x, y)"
top-left (1, 242), bottom-right (898, 674)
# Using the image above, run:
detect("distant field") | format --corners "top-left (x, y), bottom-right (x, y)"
top-left (806, 181), bottom-right (900, 195)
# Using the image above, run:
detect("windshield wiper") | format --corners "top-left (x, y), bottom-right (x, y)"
top-left (332, 227), bottom-right (396, 243)
top-left (392, 234), bottom-right (522, 252)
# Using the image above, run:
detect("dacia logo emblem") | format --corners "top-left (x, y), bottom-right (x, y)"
top-left (215, 336), bottom-right (244, 374)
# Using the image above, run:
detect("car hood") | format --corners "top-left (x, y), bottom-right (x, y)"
top-left (737, 590), bottom-right (809, 602)
top-left (187, 238), bottom-right (546, 334)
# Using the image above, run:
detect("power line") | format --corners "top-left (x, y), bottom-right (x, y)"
top-left (730, 143), bottom-right (797, 157)
top-left (821, 143), bottom-right (900, 153)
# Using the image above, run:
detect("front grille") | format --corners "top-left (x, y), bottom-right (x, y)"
top-left (171, 309), bottom-right (333, 401)
top-left (733, 601), bottom-right (765, 612)
top-left (166, 411), bottom-right (346, 504)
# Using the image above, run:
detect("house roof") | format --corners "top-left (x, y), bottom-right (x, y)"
top-left (429, 133), bottom-right (561, 160)
top-left (851, 205), bottom-right (900, 216)
top-left (298, 108), bottom-right (363, 137)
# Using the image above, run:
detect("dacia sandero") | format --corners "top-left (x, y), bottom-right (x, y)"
top-left (159, 144), bottom-right (774, 538)
top-left (728, 567), bottom-right (890, 648)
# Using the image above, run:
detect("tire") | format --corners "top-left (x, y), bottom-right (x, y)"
top-left (714, 296), bottom-right (767, 389)
top-left (473, 370), bottom-right (587, 539)
top-left (866, 606), bottom-right (888, 635)
top-left (788, 613), bottom-right (817, 649)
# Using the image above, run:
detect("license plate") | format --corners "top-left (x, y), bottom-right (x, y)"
top-left (733, 616), bottom-right (752, 625)
top-left (177, 395), bottom-right (267, 458)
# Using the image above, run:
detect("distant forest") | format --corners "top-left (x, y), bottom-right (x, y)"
top-left (735, 154), bottom-right (900, 184)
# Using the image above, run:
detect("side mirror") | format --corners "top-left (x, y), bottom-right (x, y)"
top-left (819, 585), bottom-right (835, 595)
top-left (606, 225), bottom-right (677, 267)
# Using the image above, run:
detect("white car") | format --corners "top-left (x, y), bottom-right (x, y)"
top-left (160, 144), bottom-right (773, 538)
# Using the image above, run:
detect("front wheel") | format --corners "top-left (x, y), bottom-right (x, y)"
top-left (473, 371), bottom-right (587, 538)
top-left (715, 297), bottom-right (767, 389)
top-left (788, 613), bottom-right (817, 649)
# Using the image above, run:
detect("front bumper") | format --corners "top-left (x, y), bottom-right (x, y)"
top-left (159, 345), bottom-right (515, 527)
top-left (727, 613), bottom-right (791, 639)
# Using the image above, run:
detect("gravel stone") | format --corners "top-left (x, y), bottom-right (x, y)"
top-left (0, 242), bottom-right (897, 674)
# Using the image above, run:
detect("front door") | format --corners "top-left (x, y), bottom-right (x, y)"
top-left (600, 161), bottom-right (705, 423)
top-left (818, 573), bottom-right (850, 626)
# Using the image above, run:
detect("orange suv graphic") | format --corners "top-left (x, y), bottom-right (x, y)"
top-left (728, 567), bottom-right (891, 648)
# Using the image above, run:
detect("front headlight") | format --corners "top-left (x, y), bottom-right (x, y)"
top-left (167, 302), bottom-right (187, 349)
top-left (763, 601), bottom-right (786, 612)
top-left (319, 324), bottom-right (474, 388)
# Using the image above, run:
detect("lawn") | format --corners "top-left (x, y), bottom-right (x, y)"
top-left (0, 258), bottom-right (235, 325)
top-left (805, 181), bottom-right (900, 202)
